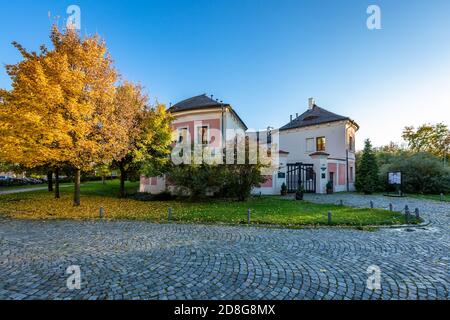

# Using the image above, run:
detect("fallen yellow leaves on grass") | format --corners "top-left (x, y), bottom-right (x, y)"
top-left (0, 192), bottom-right (169, 221)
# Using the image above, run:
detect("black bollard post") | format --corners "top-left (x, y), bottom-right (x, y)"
top-left (328, 211), bottom-right (332, 225)
top-left (99, 207), bottom-right (104, 219)
top-left (405, 205), bottom-right (410, 224)
top-left (247, 209), bottom-right (251, 224)
top-left (370, 201), bottom-right (374, 209)
top-left (389, 203), bottom-right (393, 211)
top-left (168, 207), bottom-right (173, 221)
top-left (415, 208), bottom-right (420, 219)
top-left (339, 200), bottom-right (343, 206)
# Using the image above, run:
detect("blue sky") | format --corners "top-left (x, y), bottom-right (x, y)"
top-left (1, 0), bottom-right (449, 150)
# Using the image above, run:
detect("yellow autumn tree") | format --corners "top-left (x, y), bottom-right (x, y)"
top-left (0, 42), bottom-right (71, 199)
top-left (0, 25), bottom-right (130, 206)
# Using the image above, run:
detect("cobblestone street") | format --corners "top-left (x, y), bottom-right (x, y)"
top-left (0, 194), bottom-right (449, 300)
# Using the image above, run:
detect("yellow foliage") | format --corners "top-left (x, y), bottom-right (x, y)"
top-left (0, 25), bottom-right (129, 172)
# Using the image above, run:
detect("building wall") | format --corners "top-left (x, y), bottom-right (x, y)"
top-left (280, 121), bottom-right (349, 163)
top-left (280, 120), bottom-right (357, 193)
top-left (140, 107), bottom-right (263, 194)
top-left (252, 154), bottom-right (288, 195)
top-left (171, 108), bottom-right (246, 145)
top-left (140, 175), bottom-right (166, 194)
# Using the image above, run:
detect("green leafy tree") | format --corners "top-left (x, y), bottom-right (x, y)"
top-left (402, 123), bottom-right (450, 161)
top-left (111, 82), bottom-right (173, 198)
top-left (355, 139), bottom-right (379, 194)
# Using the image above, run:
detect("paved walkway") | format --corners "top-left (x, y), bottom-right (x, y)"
top-left (0, 185), bottom-right (71, 195)
top-left (0, 194), bottom-right (448, 300)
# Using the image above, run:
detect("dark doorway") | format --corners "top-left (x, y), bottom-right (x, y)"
top-left (329, 172), bottom-right (334, 191)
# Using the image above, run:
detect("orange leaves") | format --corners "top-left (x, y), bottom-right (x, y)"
top-left (0, 25), bottom-right (125, 173)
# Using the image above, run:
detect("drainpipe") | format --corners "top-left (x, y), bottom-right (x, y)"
top-left (346, 149), bottom-right (349, 192)
top-left (345, 125), bottom-right (350, 192)
top-left (221, 103), bottom-right (225, 152)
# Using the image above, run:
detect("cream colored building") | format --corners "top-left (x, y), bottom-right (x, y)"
top-left (279, 98), bottom-right (359, 193)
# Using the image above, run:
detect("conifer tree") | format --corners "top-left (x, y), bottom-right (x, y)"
top-left (355, 139), bottom-right (379, 194)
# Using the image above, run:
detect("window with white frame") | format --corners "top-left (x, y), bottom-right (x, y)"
top-left (306, 138), bottom-right (315, 152)
top-left (178, 127), bottom-right (189, 143)
top-left (349, 135), bottom-right (355, 151)
top-left (196, 125), bottom-right (209, 145)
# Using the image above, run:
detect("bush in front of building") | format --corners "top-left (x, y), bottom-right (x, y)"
top-left (280, 183), bottom-right (287, 196)
top-left (166, 163), bottom-right (266, 201)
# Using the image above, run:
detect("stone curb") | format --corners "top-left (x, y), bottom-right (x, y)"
top-left (1, 216), bottom-right (429, 231)
top-left (157, 219), bottom-right (430, 231)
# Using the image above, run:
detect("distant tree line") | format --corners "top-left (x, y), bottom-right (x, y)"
top-left (355, 123), bottom-right (450, 195)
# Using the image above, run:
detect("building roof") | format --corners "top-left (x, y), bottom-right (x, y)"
top-left (168, 94), bottom-right (223, 113)
top-left (168, 94), bottom-right (248, 130)
top-left (279, 104), bottom-right (358, 131)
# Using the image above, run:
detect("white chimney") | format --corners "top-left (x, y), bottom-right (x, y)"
top-left (308, 97), bottom-right (315, 109)
top-left (290, 115), bottom-right (293, 122)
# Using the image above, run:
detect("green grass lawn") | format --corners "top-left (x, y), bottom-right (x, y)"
top-left (0, 180), bottom-right (415, 227)
top-left (345, 191), bottom-right (450, 203)
top-left (406, 193), bottom-right (450, 202)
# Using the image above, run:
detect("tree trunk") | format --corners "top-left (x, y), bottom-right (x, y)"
top-left (47, 171), bottom-right (53, 192)
top-left (119, 164), bottom-right (126, 198)
top-left (73, 169), bottom-right (81, 206)
top-left (54, 168), bottom-right (60, 199)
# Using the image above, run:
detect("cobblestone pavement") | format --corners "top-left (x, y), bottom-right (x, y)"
top-left (0, 194), bottom-right (449, 300)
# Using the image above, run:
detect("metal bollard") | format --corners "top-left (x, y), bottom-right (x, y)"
top-left (415, 208), bottom-right (420, 219)
top-left (168, 207), bottom-right (173, 221)
top-left (370, 201), bottom-right (374, 209)
top-left (99, 207), bottom-right (105, 219)
top-left (389, 203), bottom-right (393, 211)
top-left (441, 193), bottom-right (444, 201)
top-left (328, 211), bottom-right (332, 225)
top-left (247, 209), bottom-right (251, 224)
top-left (405, 205), bottom-right (410, 224)
top-left (339, 200), bottom-right (343, 206)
